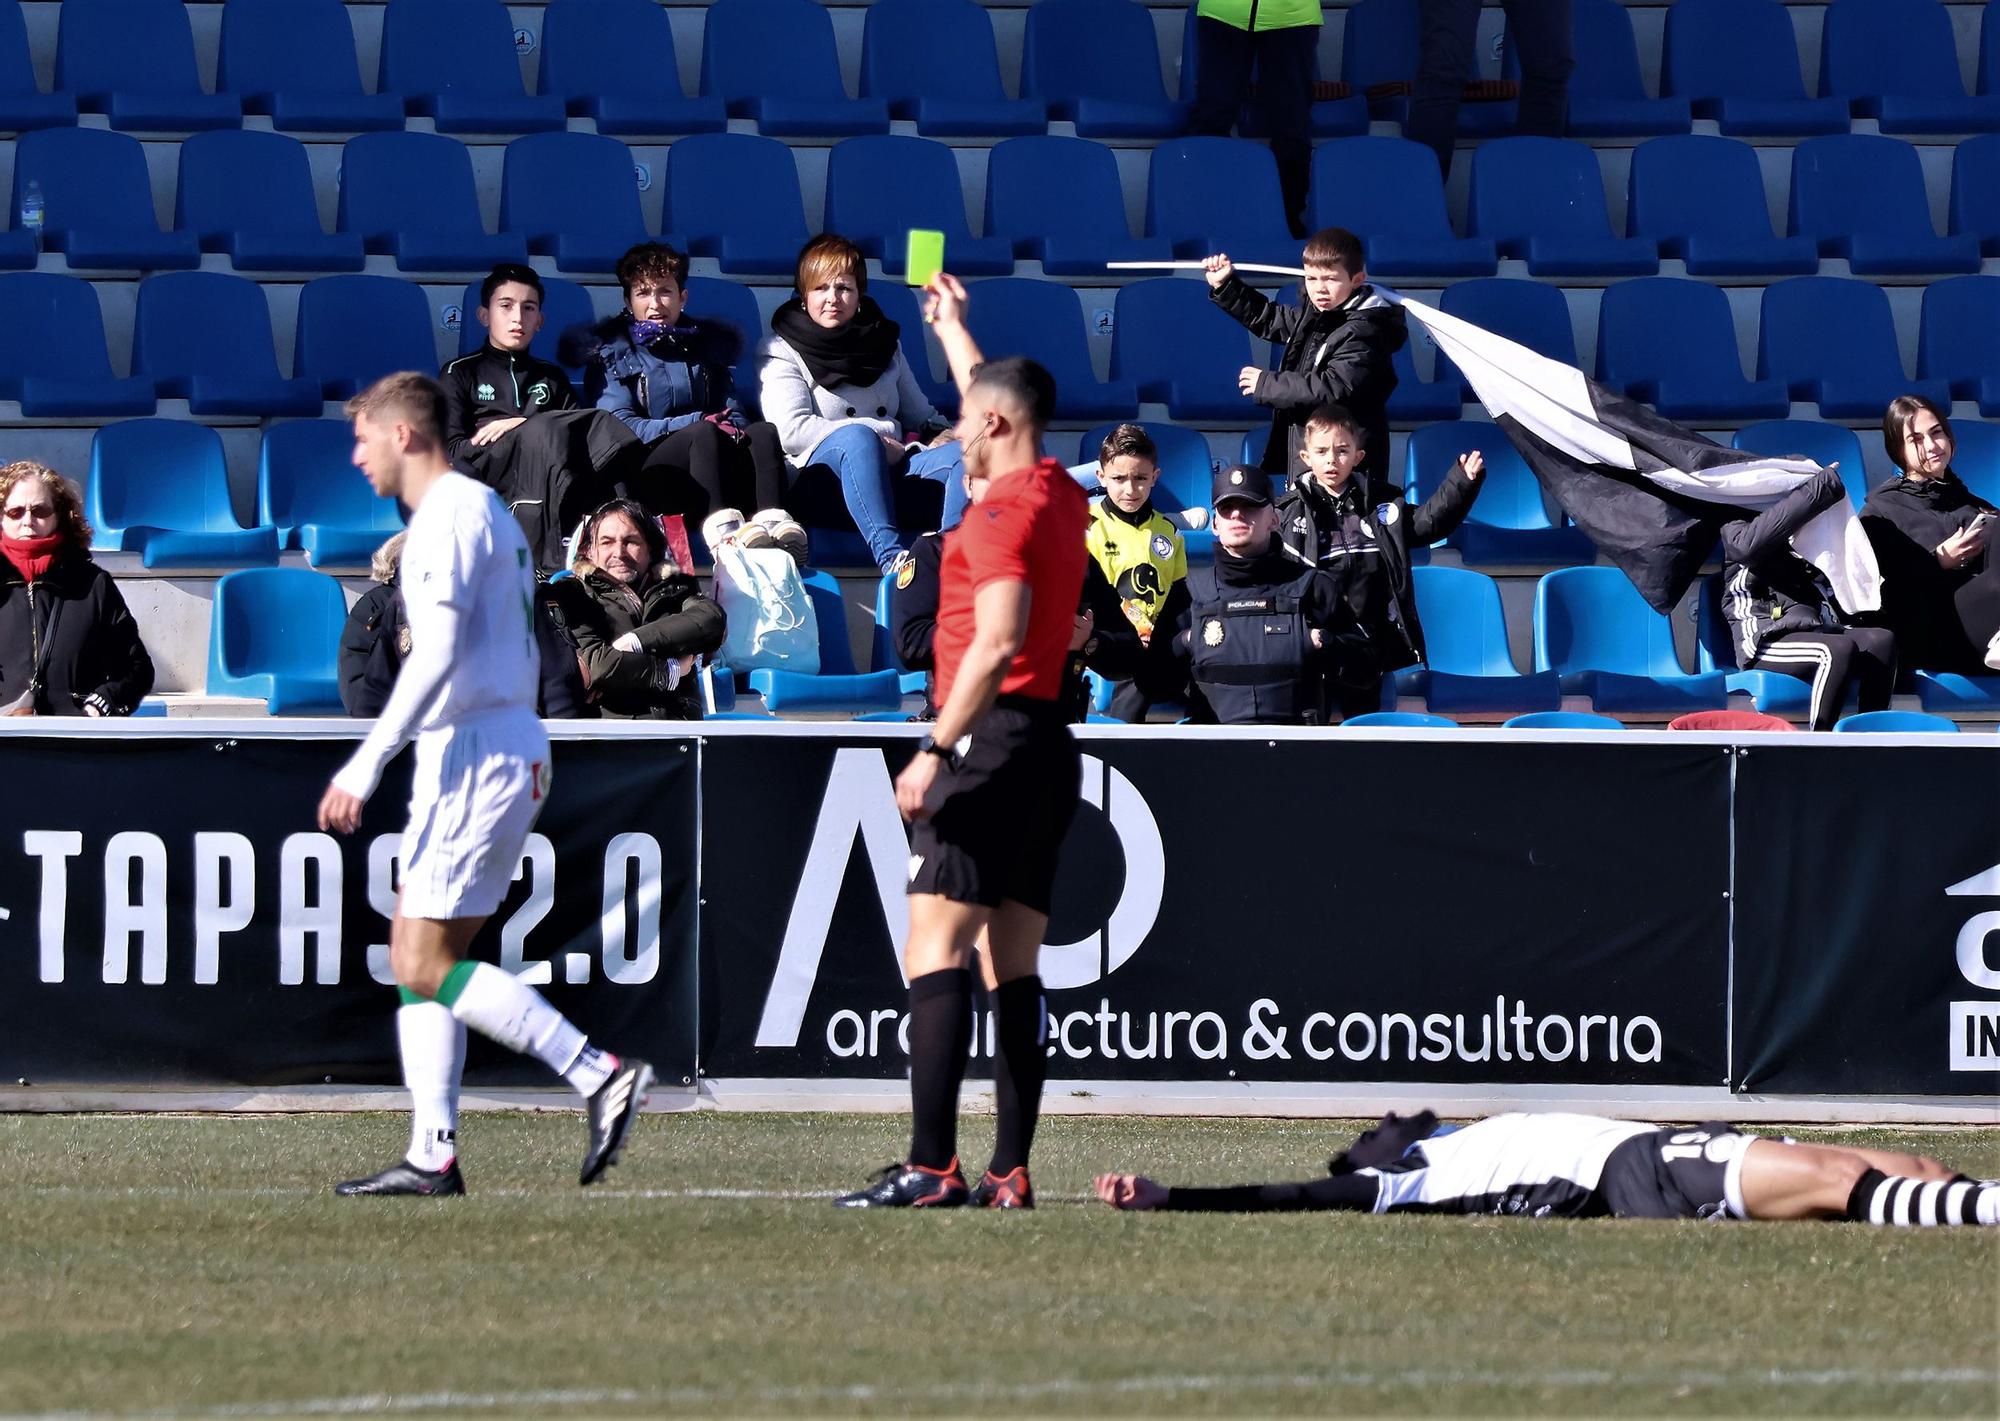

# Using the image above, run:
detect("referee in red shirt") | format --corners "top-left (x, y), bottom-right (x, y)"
top-left (837, 274), bottom-right (1089, 1211)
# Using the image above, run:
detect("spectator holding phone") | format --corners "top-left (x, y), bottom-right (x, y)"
top-left (1862, 396), bottom-right (2000, 675)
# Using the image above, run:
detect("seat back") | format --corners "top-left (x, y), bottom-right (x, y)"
top-left (825, 135), bottom-right (977, 251)
top-left (1790, 134), bottom-right (1939, 247)
top-left (1597, 277), bottom-right (1749, 389)
top-left (1917, 274), bottom-right (2000, 396)
top-left (871, 570), bottom-right (904, 672)
top-left (90, 418), bottom-right (238, 534)
top-left (866, 281), bottom-right (949, 405)
top-left (1503, 710), bottom-right (1625, 730)
top-left (175, 130), bottom-right (325, 243)
top-left (1469, 137), bottom-right (1618, 245)
top-left (1756, 276), bottom-right (1909, 391)
top-left (1076, 420), bottom-right (1214, 516)
top-left (962, 278), bottom-right (1098, 394)
top-left (380, 0), bottom-right (533, 100)
top-left (1832, 710), bottom-right (1961, 733)
top-left (11, 127), bottom-right (162, 241)
top-left (1731, 420), bottom-right (1873, 509)
top-left (701, 0), bottom-right (850, 105)
top-left (1504, 0), bottom-right (1646, 103)
top-left (1342, 0), bottom-right (1458, 93)
top-left (1662, 0), bottom-right (1812, 102)
top-left (1109, 278), bottom-right (1254, 399)
top-left (293, 274), bottom-right (437, 395)
top-left (1950, 419), bottom-right (2000, 505)
top-left (1628, 135), bottom-right (1782, 246)
top-left (1410, 566), bottom-right (1517, 677)
top-left (1535, 566), bottom-right (1683, 676)
top-left (987, 136), bottom-right (1135, 252)
top-left (682, 275), bottom-right (764, 399)
top-left (663, 132), bottom-right (810, 250)
top-left (0, 0), bottom-right (42, 97)
top-left (55, 0), bottom-right (205, 98)
top-left (1821, 0), bottom-right (1965, 102)
top-left (800, 567), bottom-right (858, 676)
top-left (1404, 422), bottom-right (1557, 532)
top-left (209, 566), bottom-right (349, 680)
top-left (455, 274), bottom-right (598, 376)
top-left (1146, 137), bottom-right (1291, 249)
top-left (1435, 279), bottom-right (1576, 393)
top-left (538, 0), bottom-right (681, 100)
top-left (1949, 133), bottom-right (2000, 242)
top-left (1309, 136), bottom-right (1456, 241)
top-left (339, 131), bottom-right (490, 244)
top-left (1344, 710), bottom-right (1456, 728)
top-left (258, 419), bottom-right (406, 536)
top-left (0, 272), bottom-right (121, 387)
top-left (499, 132), bottom-right (646, 249)
top-left (219, 0), bottom-right (368, 99)
top-left (861, 0), bottom-right (1008, 105)
top-left (1021, 0), bottom-right (1173, 110)
top-left (132, 271), bottom-right (285, 384)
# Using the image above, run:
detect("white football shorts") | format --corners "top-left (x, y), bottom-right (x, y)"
top-left (398, 710), bottom-right (551, 921)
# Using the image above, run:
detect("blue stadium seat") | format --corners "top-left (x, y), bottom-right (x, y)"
top-left (1757, 277), bottom-right (1949, 420)
top-left (293, 274), bottom-right (438, 400)
top-left (132, 272), bottom-right (323, 417)
top-left (1077, 420), bottom-right (1215, 559)
top-left (1404, 422), bottom-right (1595, 565)
top-left (1146, 138), bottom-right (1299, 271)
top-left (1341, 0), bottom-right (1513, 135)
top-left (748, 569), bottom-right (905, 712)
top-left (499, 133), bottom-right (649, 274)
top-left (1820, 0), bottom-right (2000, 134)
top-left (379, 0), bottom-right (565, 134)
top-left (175, 131), bottom-right (366, 273)
top-left (963, 280), bottom-right (1135, 420)
top-left (1505, 0), bottom-right (1689, 137)
top-left (1537, 566), bottom-right (1726, 714)
top-left (1021, 0), bottom-right (1191, 138)
top-left (0, 0), bottom-right (76, 131)
top-left (870, 571), bottom-right (907, 674)
top-left (339, 132), bottom-right (529, 273)
top-left (1395, 566), bottom-right (1561, 713)
top-left (987, 137), bottom-right (1171, 275)
top-left (663, 134), bottom-right (812, 277)
top-left (1661, 0), bottom-right (1848, 136)
top-left (88, 419), bottom-right (279, 567)
top-left (1177, 2), bottom-right (1368, 137)
top-left (1343, 711), bottom-right (1457, 728)
top-left (1832, 710), bottom-right (1960, 734)
top-left (1434, 279), bottom-right (1576, 399)
top-left (1596, 278), bottom-right (1788, 422)
top-left (206, 567), bottom-right (347, 713)
top-left (1917, 276), bottom-right (2000, 417)
top-left (218, 0), bottom-right (403, 133)
top-left (1985, 0), bottom-right (2000, 97)
top-left (823, 136), bottom-right (1014, 276)
top-left (259, 420), bottom-right (407, 568)
top-left (681, 275), bottom-right (765, 409)
top-left (1468, 138), bottom-right (1659, 276)
top-left (1949, 134), bottom-right (2000, 257)
top-left (456, 275), bottom-right (598, 385)
top-left (1789, 135), bottom-right (1980, 276)
top-left (1110, 279), bottom-right (1257, 423)
top-left (55, 0), bottom-right (239, 131)
top-left (701, 0), bottom-right (889, 136)
top-left (0, 273), bottom-right (155, 415)
top-left (1626, 135), bottom-right (1818, 277)
top-left (1502, 710), bottom-right (1625, 730)
top-left (8, 127), bottom-right (194, 271)
top-left (1386, 338), bottom-right (1463, 422)
top-left (1308, 138), bottom-right (1497, 278)
top-left (1731, 421), bottom-right (1874, 510)
top-left (1912, 673), bottom-right (2000, 715)
top-left (537, 0), bottom-right (726, 135)
top-left (1951, 420), bottom-right (2000, 504)
top-left (867, 281), bottom-right (957, 415)
top-left (1691, 571), bottom-right (1844, 717)
top-left (861, 0), bottom-right (1043, 137)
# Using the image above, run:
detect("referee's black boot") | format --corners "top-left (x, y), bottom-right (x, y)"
top-left (580, 1057), bottom-right (654, 1186)
top-left (970, 1166), bottom-right (1035, 1210)
top-left (834, 1159), bottom-right (970, 1208)
top-left (334, 1159), bottom-right (466, 1197)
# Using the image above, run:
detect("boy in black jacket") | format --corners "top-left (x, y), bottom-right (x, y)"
top-left (1204, 227), bottom-right (1407, 483)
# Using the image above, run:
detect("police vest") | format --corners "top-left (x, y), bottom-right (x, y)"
top-left (1186, 564), bottom-right (1320, 725)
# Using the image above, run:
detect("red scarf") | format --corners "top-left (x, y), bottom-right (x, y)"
top-left (0, 532), bottom-right (62, 583)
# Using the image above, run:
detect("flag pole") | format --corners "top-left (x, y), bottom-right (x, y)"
top-left (1105, 260), bottom-right (1310, 278)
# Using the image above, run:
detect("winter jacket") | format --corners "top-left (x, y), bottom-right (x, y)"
top-left (569, 314), bottom-right (746, 446)
top-left (1275, 463), bottom-right (1480, 672)
top-left (439, 344), bottom-right (579, 468)
top-left (1210, 277), bottom-right (1407, 481)
top-left (342, 574), bottom-right (587, 719)
top-left (759, 336), bottom-right (945, 464)
top-left (544, 560), bottom-right (726, 719)
top-left (1861, 470), bottom-right (1997, 674)
top-left (1716, 468), bottom-right (1854, 665)
top-left (0, 548), bottom-right (153, 715)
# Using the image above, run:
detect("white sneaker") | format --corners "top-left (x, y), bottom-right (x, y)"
top-left (702, 507), bottom-right (747, 550)
top-left (751, 508), bottom-right (809, 566)
top-left (1985, 627), bottom-right (2000, 672)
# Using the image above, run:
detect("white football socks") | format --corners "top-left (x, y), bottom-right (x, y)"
top-left (445, 962), bottom-right (615, 1096)
top-left (398, 1001), bottom-right (464, 1172)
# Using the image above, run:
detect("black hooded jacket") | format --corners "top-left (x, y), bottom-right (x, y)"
top-left (544, 559), bottom-right (726, 720)
top-left (439, 344), bottom-right (578, 467)
top-left (0, 548), bottom-right (154, 715)
top-left (1861, 471), bottom-right (1997, 674)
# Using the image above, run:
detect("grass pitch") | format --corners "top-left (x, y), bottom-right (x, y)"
top-left (0, 1111), bottom-right (1995, 1419)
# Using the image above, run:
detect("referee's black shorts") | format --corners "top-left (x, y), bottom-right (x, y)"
top-left (908, 695), bottom-right (1081, 914)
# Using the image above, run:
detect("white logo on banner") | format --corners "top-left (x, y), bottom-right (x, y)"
top-left (752, 748), bottom-right (1165, 1049)
top-left (1947, 861), bottom-right (2000, 1071)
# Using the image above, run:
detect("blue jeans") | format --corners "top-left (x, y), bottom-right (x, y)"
top-left (805, 424), bottom-right (967, 572)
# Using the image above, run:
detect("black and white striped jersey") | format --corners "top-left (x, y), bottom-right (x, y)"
top-left (1363, 1113), bottom-right (1658, 1218)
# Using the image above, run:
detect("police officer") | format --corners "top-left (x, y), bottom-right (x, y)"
top-left (1151, 465), bottom-right (1365, 724)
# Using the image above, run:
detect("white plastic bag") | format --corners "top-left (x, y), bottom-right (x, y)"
top-left (712, 542), bottom-right (819, 675)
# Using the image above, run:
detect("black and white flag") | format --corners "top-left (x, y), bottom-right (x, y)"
top-left (1388, 292), bottom-right (1882, 616)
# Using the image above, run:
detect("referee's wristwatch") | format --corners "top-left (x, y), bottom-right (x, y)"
top-left (918, 735), bottom-right (963, 772)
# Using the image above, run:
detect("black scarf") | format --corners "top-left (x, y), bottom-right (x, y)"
top-left (770, 295), bottom-right (902, 390)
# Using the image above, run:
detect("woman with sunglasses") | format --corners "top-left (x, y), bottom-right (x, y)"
top-left (0, 460), bottom-right (153, 716)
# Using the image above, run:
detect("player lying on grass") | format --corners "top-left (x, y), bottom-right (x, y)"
top-left (1094, 1111), bottom-right (2000, 1227)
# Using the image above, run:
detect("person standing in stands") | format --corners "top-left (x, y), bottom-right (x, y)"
top-left (1407, 0), bottom-right (1573, 179)
top-left (1187, 0), bottom-right (1322, 239)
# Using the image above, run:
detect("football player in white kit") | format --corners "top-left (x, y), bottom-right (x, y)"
top-left (318, 372), bottom-right (652, 1197)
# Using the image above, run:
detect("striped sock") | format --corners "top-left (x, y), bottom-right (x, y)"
top-left (1846, 1169), bottom-right (2000, 1226)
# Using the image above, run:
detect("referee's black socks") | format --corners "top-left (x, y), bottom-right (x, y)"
top-left (989, 975), bottom-right (1049, 1178)
top-left (906, 967), bottom-right (973, 1171)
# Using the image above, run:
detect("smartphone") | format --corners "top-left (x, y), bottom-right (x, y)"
top-left (904, 228), bottom-right (945, 288)
top-left (1970, 511), bottom-right (1996, 536)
